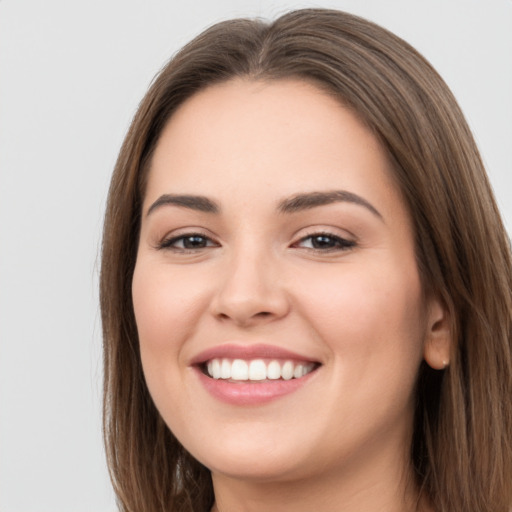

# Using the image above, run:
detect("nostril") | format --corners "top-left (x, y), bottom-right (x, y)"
top-left (216, 310), bottom-right (273, 324)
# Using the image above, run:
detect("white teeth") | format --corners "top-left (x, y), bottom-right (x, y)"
top-left (220, 359), bottom-right (231, 379)
top-left (205, 358), bottom-right (316, 381)
top-left (281, 361), bottom-right (294, 380)
top-left (267, 360), bottom-right (281, 380)
top-left (231, 359), bottom-right (249, 380)
top-left (212, 359), bottom-right (221, 379)
top-left (248, 359), bottom-right (267, 380)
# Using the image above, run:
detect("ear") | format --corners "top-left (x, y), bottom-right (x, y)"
top-left (423, 297), bottom-right (452, 370)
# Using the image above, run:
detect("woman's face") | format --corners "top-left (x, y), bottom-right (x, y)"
top-left (132, 79), bottom-right (440, 483)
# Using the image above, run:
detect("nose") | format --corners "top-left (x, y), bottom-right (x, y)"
top-left (210, 246), bottom-right (290, 327)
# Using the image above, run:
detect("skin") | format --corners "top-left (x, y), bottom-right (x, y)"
top-left (132, 79), bottom-right (449, 512)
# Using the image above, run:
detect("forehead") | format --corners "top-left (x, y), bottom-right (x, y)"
top-left (151, 78), bottom-right (378, 170)
top-left (145, 78), bottom-right (404, 221)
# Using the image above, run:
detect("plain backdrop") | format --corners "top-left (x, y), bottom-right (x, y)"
top-left (0, 1), bottom-right (511, 511)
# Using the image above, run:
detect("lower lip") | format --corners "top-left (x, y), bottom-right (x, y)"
top-left (194, 367), bottom-right (317, 405)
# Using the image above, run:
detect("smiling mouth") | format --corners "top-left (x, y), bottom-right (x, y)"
top-left (202, 358), bottom-right (320, 382)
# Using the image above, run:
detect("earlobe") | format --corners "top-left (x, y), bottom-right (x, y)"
top-left (423, 298), bottom-right (452, 370)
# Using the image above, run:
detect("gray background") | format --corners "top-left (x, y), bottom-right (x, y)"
top-left (1, 1), bottom-right (511, 511)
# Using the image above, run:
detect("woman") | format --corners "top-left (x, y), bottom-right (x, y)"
top-left (100, 8), bottom-right (512, 512)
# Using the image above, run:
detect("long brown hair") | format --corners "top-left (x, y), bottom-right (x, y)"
top-left (100, 9), bottom-right (512, 512)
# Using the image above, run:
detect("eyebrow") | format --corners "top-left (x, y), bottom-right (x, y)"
top-left (278, 190), bottom-right (383, 219)
top-left (146, 190), bottom-right (382, 220)
top-left (146, 194), bottom-right (220, 216)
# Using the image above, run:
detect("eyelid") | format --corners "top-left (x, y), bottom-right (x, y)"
top-left (156, 229), bottom-right (220, 251)
top-left (291, 228), bottom-right (357, 252)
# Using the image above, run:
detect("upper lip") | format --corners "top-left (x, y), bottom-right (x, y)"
top-left (190, 343), bottom-right (321, 366)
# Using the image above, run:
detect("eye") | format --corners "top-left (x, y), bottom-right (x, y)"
top-left (294, 232), bottom-right (356, 251)
top-left (159, 233), bottom-right (219, 251)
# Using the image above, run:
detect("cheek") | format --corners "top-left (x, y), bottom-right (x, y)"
top-left (296, 263), bottom-right (426, 446)
top-left (297, 261), bottom-right (426, 370)
top-left (132, 261), bottom-right (206, 352)
top-left (131, 260), bottom-right (211, 425)
top-left (131, 260), bottom-right (210, 412)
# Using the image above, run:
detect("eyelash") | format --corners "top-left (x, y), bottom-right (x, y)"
top-left (158, 232), bottom-right (218, 252)
top-left (293, 232), bottom-right (356, 252)
top-left (158, 231), bottom-right (356, 253)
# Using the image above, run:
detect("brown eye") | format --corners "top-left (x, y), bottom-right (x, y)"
top-left (296, 233), bottom-right (355, 251)
top-left (159, 233), bottom-right (218, 251)
top-left (180, 235), bottom-right (209, 249)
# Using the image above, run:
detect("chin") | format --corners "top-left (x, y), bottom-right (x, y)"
top-left (185, 433), bottom-right (314, 483)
